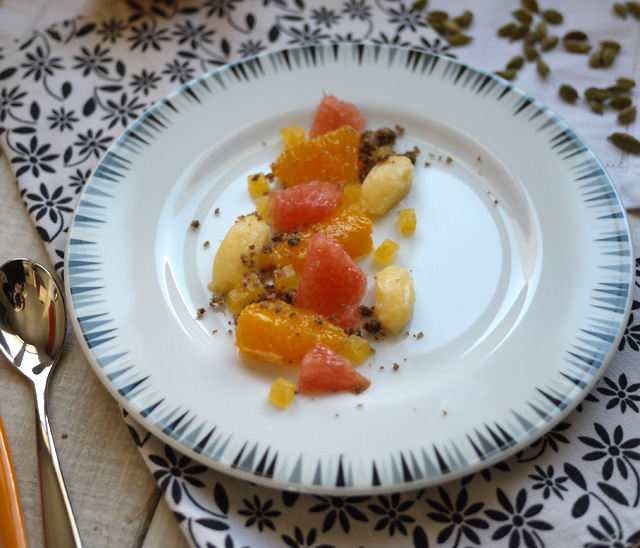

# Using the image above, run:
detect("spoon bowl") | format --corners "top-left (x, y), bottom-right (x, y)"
top-left (0, 258), bottom-right (82, 547)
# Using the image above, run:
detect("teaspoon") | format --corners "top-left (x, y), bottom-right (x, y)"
top-left (0, 258), bottom-right (83, 548)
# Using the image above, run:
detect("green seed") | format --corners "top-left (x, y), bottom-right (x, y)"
top-left (600, 40), bottom-right (621, 52)
top-left (602, 46), bottom-right (619, 67)
top-left (453, 10), bottom-right (473, 28)
top-left (589, 50), bottom-right (603, 68)
top-left (611, 95), bottom-right (632, 109)
top-left (609, 132), bottom-right (640, 153)
top-left (511, 24), bottom-right (531, 40)
top-left (524, 44), bottom-right (539, 61)
top-left (498, 22), bottom-right (517, 37)
top-left (542, 9), bottom-right (564, 24)
top-left (447, 32), bottom-right (473, 46)
top-left (541, 35), bottom-right (559, 51)
top-left (559, 84), bottom-right (579, 103)
top-left (522, 0), bottom-right (539, 13)
top-left (563, 30), bottom-right (588, 41)
top-left (616, 77), bottom-right (636, 90)
top-left (512, 8), bottom-right (533, 24)
top-left (495, 69), bottom-right (518, 81)
top-left (628, 1), bottom-right (640, 18)
top-left (536, 58), bottom-right (550, 76)
top-left (589, 99), bottom-right (604, 114)
top-left (524, 31), bottom-right (541, 46)
top-left (412, 0), bottom-right (428, 10)
top-left (506, 55), bottom-right (525, 70)
top-left (618, 105), bottom-right (637, 124)
top-left (564, 39), bottom-right (592, 53)
top-left (442, 19), bottom-right (461, 34)
top-left (584, 87), bottom-right (613, 101)
top-left (535, 20), bottom-right (547, 39)
top-left (614, 2), bottom-right (628, 17)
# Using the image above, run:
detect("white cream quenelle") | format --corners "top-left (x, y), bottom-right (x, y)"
top-left (374, 265), bottom-right (415, 334)
top-left (209, 214), bottom-right (270, 294)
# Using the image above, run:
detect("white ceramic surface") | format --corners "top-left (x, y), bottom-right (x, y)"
top-left (65, 44), bottom-right (634, 494)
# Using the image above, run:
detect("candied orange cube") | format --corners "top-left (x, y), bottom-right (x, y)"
top-left (273, 264), bottom-right (298, 292)
top-left (341, 183), bottom-right (362, 207)
top-left (339, 334), bottom-right (370, 364)
top-left (269, 377), bottom-right (296, 408)
top-left (248, 172), bottom-right (270, 197)
top-left (255, 195), bottom-right (269, 222)
top-left (227, 273), bottom-right (264, 315)
top-left (398, 208), bottom-right (416, 233)
top-left (280, 124), bottom-right (306, 146)
top-left (373, 238), bottom-right (399, 264)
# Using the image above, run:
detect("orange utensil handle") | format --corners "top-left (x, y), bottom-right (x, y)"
top-left (0, 414), bottom-right (29, 548)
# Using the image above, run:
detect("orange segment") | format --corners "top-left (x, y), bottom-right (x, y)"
top-left (268, 206), bottom-right (373, 272)
top-left (235, 300), bottom-right (349, 365)
top-left (271, 126), bottom-right (362, 187)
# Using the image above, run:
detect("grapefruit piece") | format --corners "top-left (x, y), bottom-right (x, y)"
top-left (295, 232), bottom-right (367, 327)
top-left (309, 94), bottom-right (367, 138)
top-left (267, 180), bottom-right (343, 232)
top-left (235, 300), bottom-right (348, 365)
top-left (271, 126), bottom-right (362, 187)
top-left (298, 343), bottom-right (371, 394)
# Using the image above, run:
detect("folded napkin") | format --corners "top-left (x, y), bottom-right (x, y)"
top-left (1, 1), bottom-right (640, 547)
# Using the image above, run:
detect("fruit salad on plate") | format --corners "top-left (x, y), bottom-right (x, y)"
top-left (208, 94), bottom-right (419, 407)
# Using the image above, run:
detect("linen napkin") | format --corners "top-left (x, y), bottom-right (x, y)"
top-left (1, 1), bottom-right (640, 547)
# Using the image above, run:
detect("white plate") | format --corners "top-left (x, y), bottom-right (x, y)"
top-left (65, 44), bottom-right (634, 494)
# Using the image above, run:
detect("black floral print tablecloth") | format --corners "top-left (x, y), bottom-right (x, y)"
top-left (1, 1), bottom-right (640, 547)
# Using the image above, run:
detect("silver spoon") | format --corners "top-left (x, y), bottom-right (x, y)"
top-left (0, 258), bottom-right (83, 548)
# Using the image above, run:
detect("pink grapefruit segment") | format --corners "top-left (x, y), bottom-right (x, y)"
top-left (295, 232), bottom-right (367, 327)
top-left (267, 180), bottom-right (343, 233)
top-left (309, 94), bottom-right (367, 138)
top-left (298, 343), bottom-right (371, 394)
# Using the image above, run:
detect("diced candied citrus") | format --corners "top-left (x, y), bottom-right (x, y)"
top-left (398, 208), bottom-right (416, 233)
top-left (341, 183), bottom-right (361, 207)
top-left (280, 124), bottom-right (306, 147)
top-left (273, 264), bottom-right (298, 292)
top-left (248, 172), bottom-right (270, 197)
top-left (268, 206), bottom-right (374, 272)
top-left (227, 273), bottom-right (264, 315)
top-left (340, 334), bottom-right (370, 364)
top-left (373, 238), bottom-right (400, 265)
top-left (255, 195), bottom-right (269, 221)
top-left (269, 377), bottom-right (296, 408)
top-left (271, 126), bottom-right (362, 187)
top-left (235, 300), bottom-right (349, 365)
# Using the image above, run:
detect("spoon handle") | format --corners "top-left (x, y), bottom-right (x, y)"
top-left (33, 386), bottom-right (83, 548)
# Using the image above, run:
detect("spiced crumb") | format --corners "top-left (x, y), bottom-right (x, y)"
top-left (358, 305), bottom-right (375, 317)
top-left (416, 332), bottom-right (424, 339)
top-left (363, 318), bottom-right (381, 334)
top-left (196, 308), bottom-right (205, 319)
top-left (393, 363), bottom-right (400, 371)
top-left (214, 208), bottom-right (220, 215)
top-left (424, 161), bottom-right (431, 167)
top-left (357, 403), bottom-right (363, 408)
top-left (190, 220), bottom-right (200, 228)
top-left (61, 433), bottom-right (68, 439)
top-left (212, 329), bottom-right (218, 334)
top-left (442, 410), bottom-right (448, 416)
top-left (228, 329), bottom-right (233, 334)
top-left (446, 156), bottom-right (453, 164)
top-left (203, 240), bottom-right (210, 248)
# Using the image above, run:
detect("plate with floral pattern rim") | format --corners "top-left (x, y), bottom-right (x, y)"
top-left (64, 44), bottom-right (634, 494)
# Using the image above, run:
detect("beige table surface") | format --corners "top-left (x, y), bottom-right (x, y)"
top-left (0, 147), bottom-right (189, 547)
